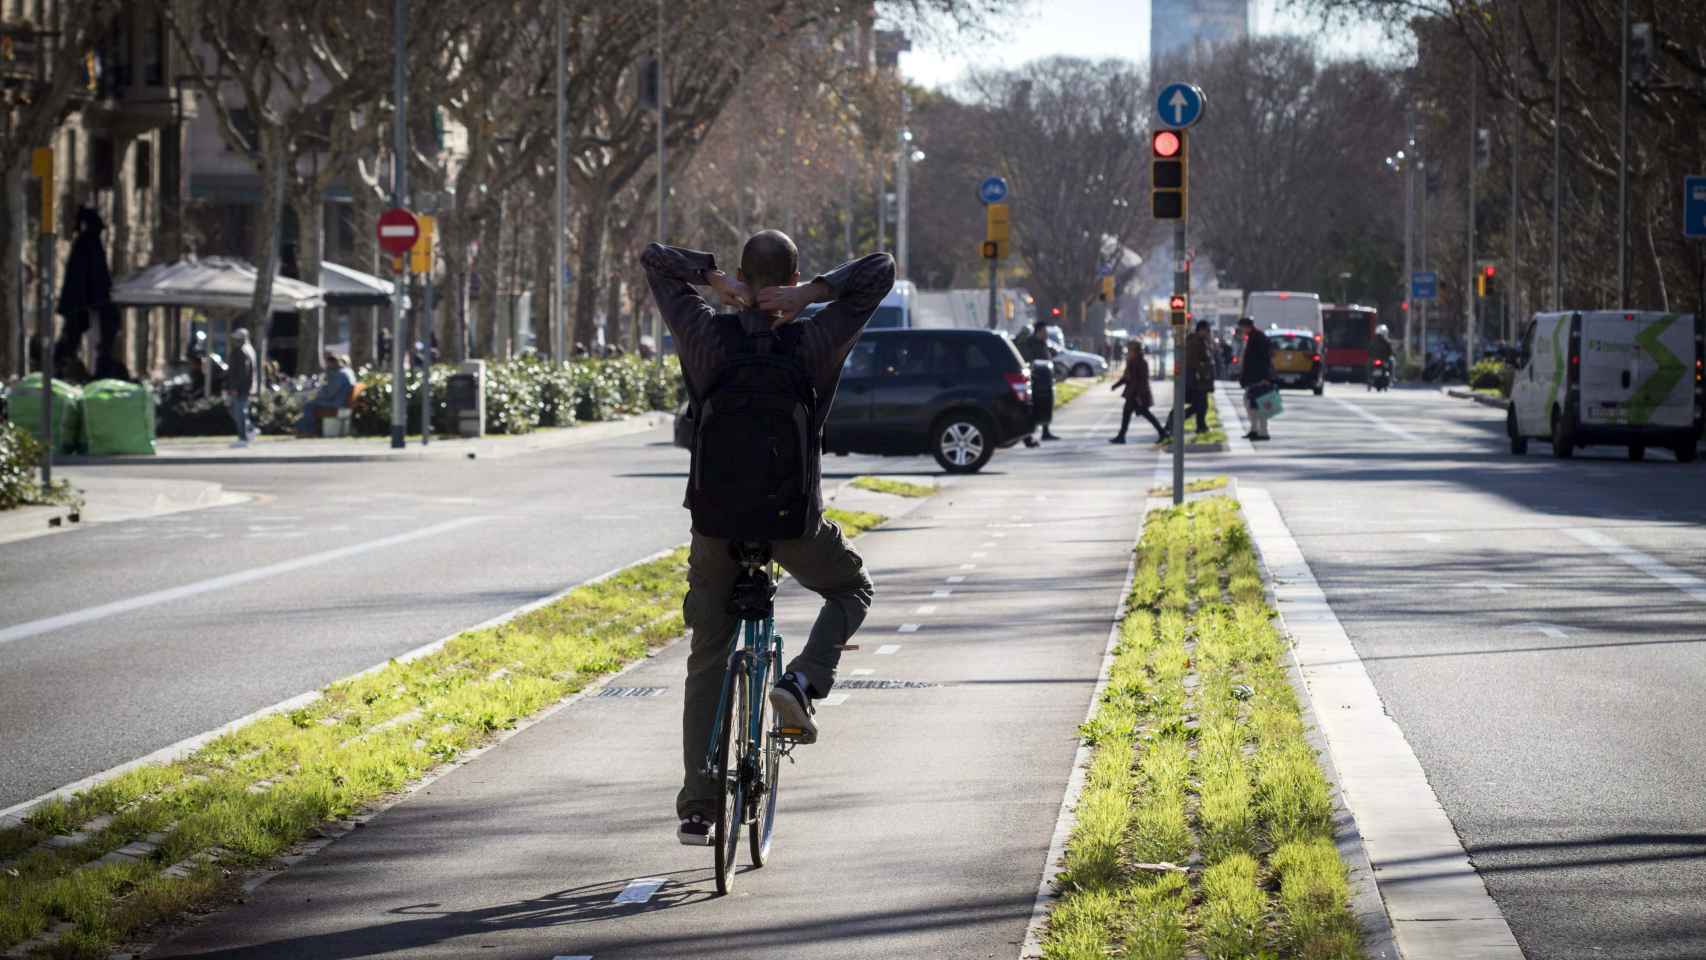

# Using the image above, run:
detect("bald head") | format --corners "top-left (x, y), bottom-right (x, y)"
top-left (739, 230), bottom-right (799, 292)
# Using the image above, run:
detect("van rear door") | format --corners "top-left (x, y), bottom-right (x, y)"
top-left (1578, 311), bottom-right (1639, 428)
top-left (1628, 312), bottom-right (1695, 429)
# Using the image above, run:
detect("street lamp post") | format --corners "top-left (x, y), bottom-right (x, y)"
top-left (1338, 271), bottom-right (1352, 305)
top-left (897, 92), bottom-right (912, 282)
top-left (390, 0), bottom-right (409, 450)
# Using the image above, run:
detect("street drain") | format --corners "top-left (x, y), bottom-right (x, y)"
top-left (597, 687), bottom-right (668, 698)
top-left (836, 679), bottom-right (937, 690)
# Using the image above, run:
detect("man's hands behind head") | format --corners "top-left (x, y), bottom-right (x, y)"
top-left (705, 270), bottom-right (754, 310)
top-left (757, 280), bottom-right (829, 328)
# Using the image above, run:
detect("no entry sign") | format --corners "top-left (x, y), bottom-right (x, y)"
top-left (377, 208), bottom-right (420, 256)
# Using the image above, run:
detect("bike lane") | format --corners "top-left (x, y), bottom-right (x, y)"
top-left (150, 387), bottom-right (1151, 960)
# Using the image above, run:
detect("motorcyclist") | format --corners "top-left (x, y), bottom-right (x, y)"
top-left (1368, 324), bottom-right (1395, 388)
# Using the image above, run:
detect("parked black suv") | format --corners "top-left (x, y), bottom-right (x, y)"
top-left (823, 329), bottom-right (1034, 473)
top-left (674, 329), bottom-right (1035, 473)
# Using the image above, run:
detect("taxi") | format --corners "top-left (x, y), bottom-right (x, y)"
top-left (1268, 327), bottom-right (1325, 395)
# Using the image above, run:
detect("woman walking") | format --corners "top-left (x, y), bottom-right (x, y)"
top-left (1108, 341), bottom-right (1171, 444)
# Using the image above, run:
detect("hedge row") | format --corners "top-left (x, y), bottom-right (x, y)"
top-left (0, 421), bottom-right (43, 510)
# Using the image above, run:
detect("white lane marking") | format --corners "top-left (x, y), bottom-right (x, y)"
top-left (1331, 396), bottom-right (1423, 442)
top-left (991, 532), bottom-right (1007, 538)
top-left (612, 878), bottom-right (666, 904)
top-left (959, 563), bottom-right (977, 570)
top-left (946, 576), bottom-right (966, 584)
top-left (0, 517), bottom-right (487, 648)
top-left (1457, 581), bottom-right (1515, 595)
top-left (1566, 527), bottom-right (1706, 604)
top-left (851, 668), bottom-right (875, 676)
top-left (897, 624), bottom-right (920, 633)
top-left (553, 956), bottom-right (594, 959)
top-left (1241, 487), bottom-right (1521, 957)
top-left (1410, 533), bottom-right (1447, 544)
top-left (971, 552), bottom-right (988, 559)
top-left (876, 644), bottom-right (901, 654)
top-left (1509, 622), bottom-right (1571, 640)
top-left (1214, 384), bottom-right (1255, 454)
top-left (914, 605), bottom-right (938, 615)
top-left (980, 541), bottom-right (997, 548)
top-left (585, 514), bottom-right (641, 521)
top-left (931, 589), bottom-right (953, 599)
top-left (819, 693), bottom-right (850, 706)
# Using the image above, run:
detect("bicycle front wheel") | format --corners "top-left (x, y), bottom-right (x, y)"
top-left (713, 660), bottom-right (746, 895)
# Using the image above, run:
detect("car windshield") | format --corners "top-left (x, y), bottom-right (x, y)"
top-left (867, 305), bottom-right (905, 329)
top-left (1273, 335), bottom-right (1313, 352)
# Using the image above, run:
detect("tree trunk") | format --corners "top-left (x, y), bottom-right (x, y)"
top-left (533, 223), bottom-right (555, 359)
top-left (0, 160), bottom-right (23, 379)
top-left (249, 133), bottom-right (287, 378)
top-left (574, 191), bottom-right (608, 351)
top-left (295, 189), bottom-right (326, 374)
top-left (440, 206), bottom-right (468, 362)
top-left (350, 183), bottom-right (377, 367)
top-left (474, 209), bottom-right (501, 358)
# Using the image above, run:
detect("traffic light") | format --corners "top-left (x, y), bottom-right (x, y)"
top-left (1477, 263), bottom-right (1497, 298)
top-left (1151, 129), bottom-right (1186, 220)
top-left (1630, 22), bottom-right (1653, 87)
top-left (1100, 276), bottom-right (1116, 302)
top-left (984, 202), bottom-right (1010, 259)
top-left (1474, 128), bottom-right (1490, 170)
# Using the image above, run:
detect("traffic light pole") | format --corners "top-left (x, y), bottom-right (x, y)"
top-left (1172, 220), bottom-right (1186, 507)
top-left (986, 259), bottom-right (997, 329)
top-left (390, 0), bottom-right (409, 450)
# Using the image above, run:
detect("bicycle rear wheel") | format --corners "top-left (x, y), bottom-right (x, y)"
top-left (749, 654), bottom-right (781, 867)
top-left (713, 659), bottom-right (746, 895)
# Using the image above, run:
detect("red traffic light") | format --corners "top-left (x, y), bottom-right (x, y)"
top-left (1483, 264), bottom-right (1496, 278)
top-left (1050, 306), bottom-right (1062, 317)
top-left (1153, 130), bottom-right (1182, 158)
top-left (1168, 294), bottom-right (1187, 311)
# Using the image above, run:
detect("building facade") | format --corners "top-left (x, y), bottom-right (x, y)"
top-left (1150, 0), bottom-right (1251, 76)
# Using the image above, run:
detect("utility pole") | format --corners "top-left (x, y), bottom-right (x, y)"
top-left (653, 0), bottom-right (665, 363)
top-left (33, 148), bottom-right (53, 485)
top-left (897, 91), bottom-right (911, 282)
top-left (390, 0), bottom-right (409, 450)
top-left (1507, 122), bottom-right (1519, 342)
top-left (1551, 0), bottom-right (1563, 309)
top-left (1419, 156), bottom-right (1429, 365)
top-left (1465, 62), bottom-right (1478, 372)
top-left (1403, 107), bottom-right (1415, 357)
top-left (554, 0), bottom-right (567, 365)
top-left (1616, 0), bottom-right (1629, 308)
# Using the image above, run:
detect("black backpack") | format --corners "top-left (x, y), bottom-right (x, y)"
top-left (689, 326), bottom-right (818, 541)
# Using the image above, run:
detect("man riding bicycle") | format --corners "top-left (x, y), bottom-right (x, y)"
top-left (641, 232), bottom-right (895, 846)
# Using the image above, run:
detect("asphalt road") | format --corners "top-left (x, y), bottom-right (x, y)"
top-left (150, 384), bottom-right (1148, 959)
top-left (1229, 382), bottom-right (1706, 960)
top-left (0, 427), bottom-right (909, 809)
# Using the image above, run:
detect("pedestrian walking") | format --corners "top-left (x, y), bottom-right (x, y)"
top-left (1017, 320), bottom-right (1059, 441)
top-left (1108, 341), bottom-right (1170, 444)
top-left (640, 231), bottom-right (892, 847)
top-left (1186, 320), bottom-right (1213, 434)
top-left (226, 326), bottom-right (259, 447)
top-left (1237, 317), bottom-right (1274, 442)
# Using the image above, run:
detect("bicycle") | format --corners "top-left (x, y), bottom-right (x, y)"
top-left (701, 541), bottom-right (803, 894)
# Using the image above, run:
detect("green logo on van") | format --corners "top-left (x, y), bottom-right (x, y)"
top-left (1628, 314), bottom-right (1683, 425)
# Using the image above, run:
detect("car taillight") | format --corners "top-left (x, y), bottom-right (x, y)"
top-left (1004, 371), bottom-right (1030, 402)
top-left (1312, 354), bottom-right (1321, 362)
top-left (1373, 359), bottom-right (1383, 367)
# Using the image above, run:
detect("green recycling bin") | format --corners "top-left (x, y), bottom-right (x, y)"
top-left (81, 379), bottom-right (156, 456)
top-left (7, 374), bottom-right (83, 455)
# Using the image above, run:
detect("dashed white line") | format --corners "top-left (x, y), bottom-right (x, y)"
top-left (876, 644), bottom-right (901, 654)
top-left (959, 563), bottom-right (977, 571)
top-left (1566, 527), bottom-right (1706, 603)
top-left (1331, 396), bottom-right (1423, 442)
top-left (979, 541), bottom-right (996, 548)
top-left (897, 624), bottom-right (920, 634)
top-left (851, 668), bottom-right (875, 676)
top-left (930, 589), bottom-right (952, 599)
top-left (971, 552), bottom-right (988, 559)
top-left (1509, 622), bottom-right (1571, 640)
top-left (914, 605), bottom-right (938, 615)
top-left (612, 878), bottom-right (666, 904)
top-left (946, 576), bottom-right (966, 584)
top-left (820, 693), bottom-right (850, 706)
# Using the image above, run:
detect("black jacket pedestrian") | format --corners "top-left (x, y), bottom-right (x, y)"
top-left (1239, 328), bottom-right (1273, 387)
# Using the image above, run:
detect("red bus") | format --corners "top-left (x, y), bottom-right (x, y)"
top-left (1322, 305), bottom-right (1379, 382)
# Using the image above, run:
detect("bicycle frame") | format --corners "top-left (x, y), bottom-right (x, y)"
top-left (701, 614), bottom-right (782, 787)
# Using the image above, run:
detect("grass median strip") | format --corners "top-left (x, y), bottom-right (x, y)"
top-left (1147, 477), bottom-right (1230, 498)
top-left (1042, 496), bottom-right (1362, 960)
top-left (0, 509), bottom-right (889, 958)
top-left (847, 476), bottom-right (936, 499)
top-left (1054, 377), bottom-right (1097, 409)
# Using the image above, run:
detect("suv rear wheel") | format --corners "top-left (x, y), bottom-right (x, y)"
top-left (931, 411), bottom-right (996, 473)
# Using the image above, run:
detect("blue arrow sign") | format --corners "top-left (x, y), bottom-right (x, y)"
top-left (1156, 83), bottom-right (1205, 129)
top-left (978, 175), bottom-right (1008, 205)
top-left (1411, 271), bottom-right (1439, 301)
top-left (1685, 176), bottom-right (1706, 239)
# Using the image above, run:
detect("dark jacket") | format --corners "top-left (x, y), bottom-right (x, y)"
top-left (1370, 335), bottom-right (1394, 364)
top-left (1239, 329), bottom-right (1273, 387)
top-left (1186, 331), bottom-right (1213, 393)
top-left (1114, 351), bottom-right (1155, 407)
top-left (1017, 330), bottom-right (1053, 365)
top-left (641, 242), bottom-right (896, 517)
top-left (228, 342), bottom-right (259, 396)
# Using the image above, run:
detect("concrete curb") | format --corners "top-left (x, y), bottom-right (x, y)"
top-left (1444, 388), bottom-right (1511, 410)
top-left (0, 503), bottom-right (79, 545)
top-left (55, 412), bottom-right (671, 466)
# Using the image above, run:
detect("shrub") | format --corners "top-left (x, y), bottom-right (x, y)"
top-left (1, 420), bottom-right (44, 510)
top-left (346, 357), bottom-right (679, 436)
top-left (1470, 358), bottom-right (1511, 394)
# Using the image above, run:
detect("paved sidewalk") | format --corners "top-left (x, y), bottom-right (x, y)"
top-left (148, 389), bottom-right (1147, 960)
top-left (0, 472), bottom-right (238, 545)
top-left (56, 412), bottom-right (672, 466)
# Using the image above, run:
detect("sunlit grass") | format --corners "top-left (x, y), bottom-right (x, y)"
top-left (848, 476), bottom-right (936, 498)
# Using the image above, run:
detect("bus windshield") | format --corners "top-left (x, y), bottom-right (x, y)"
top-left (1323, 310), bottom-right (1373, 348)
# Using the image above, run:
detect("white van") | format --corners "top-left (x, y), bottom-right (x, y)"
top-left (869, 279), bottom-right (916, 330)
top-left (1508, 310), bottom-right (1703, 461)
top-left (1245, 291), bottom-right (1324, 340)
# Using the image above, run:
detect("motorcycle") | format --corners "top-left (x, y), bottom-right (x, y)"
top-left (1369, 357), bottom-right (1392, 392)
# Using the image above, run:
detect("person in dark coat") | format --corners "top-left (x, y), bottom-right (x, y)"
top-left (1108, 341), bottom-right (1170, 444)
top-left (1017, 320), bottom-right (1059, 441)
top-left (1237, 316), bottom-right (1273, 441)
top-left (1185, 320), bottom-right (1213, 434)
top-left (55, 206), bottom-right (122, 380)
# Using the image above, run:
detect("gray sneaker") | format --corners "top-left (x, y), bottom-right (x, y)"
top-left (769, 672), bottom-right (818, 744)
top-left (677, 814), bottom-right (714, 846)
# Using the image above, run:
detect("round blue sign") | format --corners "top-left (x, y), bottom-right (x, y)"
top-left (1156, 82), bottom-right (1205, 129)
top-left (978, 176), bottom-right (1009, 205)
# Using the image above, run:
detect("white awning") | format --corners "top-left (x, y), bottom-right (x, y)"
top-left (110, 256), bottom-right (326, 312)
top-left (316, 261), bottom-right (394, 303)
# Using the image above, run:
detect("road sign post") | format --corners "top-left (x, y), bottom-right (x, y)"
top-left (32, 147), bottom-right (52, 486)
top-left (1689, 177), bottom-right (1706, 341)
top-left (378, 208), bottom-right (417, 448)
top-left (1411, 271), bottom-right (1438, 301)
top-left (1153, 81), bottom-right (1204, 506)
top-left (412, 215), bottom-right (436, 445)
top-left (981, 181), bottom-right (1009, 329)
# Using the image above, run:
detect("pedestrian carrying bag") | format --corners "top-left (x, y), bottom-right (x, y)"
top-left (690, 327), bottom-right (818, 541)
top-left (1250, 384), bottom-right (1285, 419)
